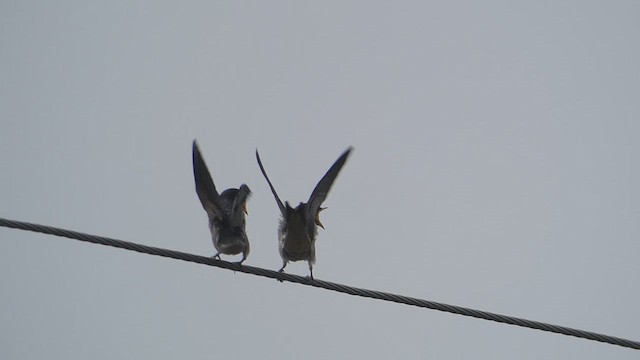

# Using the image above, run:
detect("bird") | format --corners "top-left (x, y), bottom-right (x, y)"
top-left (192, 140), bottom-right (251, 264)
top-left (256, 147), bottom-right (353, 279)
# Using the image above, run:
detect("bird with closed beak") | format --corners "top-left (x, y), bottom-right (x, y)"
top-left (256, 147), bottom-right (353, 279)
top-left (192, 140), bottom-right (251, 264)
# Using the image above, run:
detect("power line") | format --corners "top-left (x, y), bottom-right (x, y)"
top-left (1, 216), bottom-right (638, 351)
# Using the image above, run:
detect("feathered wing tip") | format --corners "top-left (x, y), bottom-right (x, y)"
top-left (255, 149), bottom-right (286, 215)
top-left (307, 146), bottom-right (354, 218)
top-left (192, 140), bottom-right (224, 220)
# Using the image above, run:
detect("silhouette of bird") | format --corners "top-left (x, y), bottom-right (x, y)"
top-left (192, 140), bottom-right (251, 263)
top-left (256, 147), bottom-right (353, 279)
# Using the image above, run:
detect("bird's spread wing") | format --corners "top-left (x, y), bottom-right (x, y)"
top-left (255, 149), bottom-right (286, 215)
top-left (192, 141), bottom-right (225, 220)
top-left (307, 147), bottom-right (353, 221)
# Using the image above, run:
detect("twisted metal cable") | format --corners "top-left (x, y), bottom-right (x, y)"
top-left (1, 216), bottom-right (638, 351)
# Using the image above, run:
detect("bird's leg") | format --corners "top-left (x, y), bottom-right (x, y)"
top-left (212, 253), bottom-right (221, 260)
top-left (277, 261), bottom-right (287, 282)
top-left (308, 263), bottom-right (314, 283)
top-left (235, 252), bottom-right (247, 266)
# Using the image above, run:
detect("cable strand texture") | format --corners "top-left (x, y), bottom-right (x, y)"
top-left (1, 217), bottom-right (638, 351)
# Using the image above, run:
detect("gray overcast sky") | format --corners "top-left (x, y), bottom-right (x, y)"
top-left (1, 1), bottom-right (639, 359)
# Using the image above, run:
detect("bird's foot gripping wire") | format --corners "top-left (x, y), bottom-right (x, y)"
top-left (277, 266), bottom-right (286, 283)
top-left (233, 259), bottom-right (245, 272)
top-left (212, 253), bottom-right (221, 260)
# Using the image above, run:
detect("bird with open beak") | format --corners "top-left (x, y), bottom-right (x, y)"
top-left (256, 147), bottom-right (353, 279)
top-left (192, 140), bottom-right (251, 264)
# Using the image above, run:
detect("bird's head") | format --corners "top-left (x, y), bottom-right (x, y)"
top-left (238, 184), bottom-right (251, 215)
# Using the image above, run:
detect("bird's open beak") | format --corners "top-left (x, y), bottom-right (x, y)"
top-left (315, 207), bottom-right (326, 229)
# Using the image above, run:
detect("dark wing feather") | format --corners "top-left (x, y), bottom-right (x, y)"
top-left (192, 140), bottom-right (224, 220)
top-left (255, 149), bottom-right (286, 215)
top-left (307, 147), bottom-right (353, 221)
